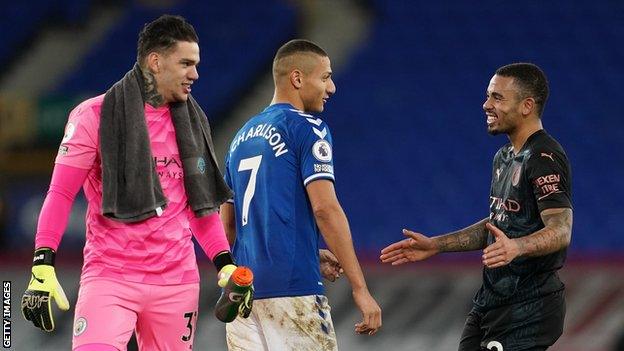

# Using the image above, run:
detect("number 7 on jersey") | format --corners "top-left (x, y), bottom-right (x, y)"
top-left (238, 155), bottom-right (263, 226)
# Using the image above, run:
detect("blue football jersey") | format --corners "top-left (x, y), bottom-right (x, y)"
top-left (224, 103), bottom-right (335, 299)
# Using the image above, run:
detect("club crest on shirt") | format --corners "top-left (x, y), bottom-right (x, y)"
top-left (511, 163), bottom-right (522, 187)
top-left (73, 317), bottom-right (87, 336)
top-left (486, 340), bottom-right (504, 350)
top-left (312, 140), bottom-right (332, 162)
top-left (197, 157), bottom-right (206, 174)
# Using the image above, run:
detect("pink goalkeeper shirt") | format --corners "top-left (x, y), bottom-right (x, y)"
top-left (54, 94), bottom-right (221, 285)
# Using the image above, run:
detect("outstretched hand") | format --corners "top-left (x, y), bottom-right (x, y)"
top-left (482, 222), bottom-right (521, 268)
top-left (380, 229), bottom-right (438, 265)
top-left (319, 249), bottom-right (343, 282)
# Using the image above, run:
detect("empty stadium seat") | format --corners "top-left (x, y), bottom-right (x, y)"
top-left (55, 1), bottom-right (296, 119)
top-left (327, 0), bottom-right (624, 252)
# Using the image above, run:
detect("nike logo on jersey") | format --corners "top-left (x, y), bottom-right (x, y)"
top-left (540, 152), bottom-right (554, 161)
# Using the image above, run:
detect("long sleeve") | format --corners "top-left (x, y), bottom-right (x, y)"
top-left (189, 212), bottom-right (231, 260)
top-left (35, 163), bottom-right (89, 250)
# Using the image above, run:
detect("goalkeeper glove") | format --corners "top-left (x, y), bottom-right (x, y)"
top-left (217, 264), bottom-right (237, 288)
top-left (21, 248), bottom-right (70, 332)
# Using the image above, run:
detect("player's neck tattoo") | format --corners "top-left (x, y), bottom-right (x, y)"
top-left (141, 67), bottom-right (165, 107)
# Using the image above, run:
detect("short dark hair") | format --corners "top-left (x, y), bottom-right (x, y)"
top-left (495, 63), bottom-right (549, 117)
top-left (274, 39), bottom-right (328, 61)
top-left (137, 14), bottom-right (198, 65)
top-left (272, 39), bottom-right (328, 77)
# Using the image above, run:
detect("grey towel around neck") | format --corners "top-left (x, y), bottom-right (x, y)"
top-left (99, 63), bottom-right (233, 222)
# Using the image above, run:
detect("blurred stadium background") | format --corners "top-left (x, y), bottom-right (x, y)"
top-left (1, 0), bottom-right (623, 350)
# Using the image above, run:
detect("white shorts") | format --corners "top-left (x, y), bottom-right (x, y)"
top-left (226, 295), bottom-right (337, 351)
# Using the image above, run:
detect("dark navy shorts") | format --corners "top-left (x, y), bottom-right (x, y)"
top-left (459, 290), bottom-right (565, 351)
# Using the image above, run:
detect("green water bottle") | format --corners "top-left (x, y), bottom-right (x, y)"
top-left (215, 266), bottom-right (254, 323)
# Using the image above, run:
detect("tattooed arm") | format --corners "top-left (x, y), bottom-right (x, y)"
top-left (516, 208), bottom-right (573, 256)
top-left (380, 218), bottom-right (489, 265)
top-left (482, 208), bottom-right (572, 268)
top-left (433, 217), bottom-right (489, 252)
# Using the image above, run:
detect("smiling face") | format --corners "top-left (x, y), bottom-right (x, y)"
top-left (483, 75), bottom-right (524, 136)
top-left (152, 41), bottom-right (200, 103)
top-left (299, 55), bottom-right (335, 113)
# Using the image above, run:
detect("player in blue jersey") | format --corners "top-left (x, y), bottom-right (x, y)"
top-left (220, 39), bottom-right (382, 350)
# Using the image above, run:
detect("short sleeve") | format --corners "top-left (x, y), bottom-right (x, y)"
top-left (55, 100), bottom-right (100, 169)
top-left (223, 152), bottom-right (234, 203)
top-left (296, 118), bottom-right (335, 186)
top-left (526, 148), bottom-right (572, 212)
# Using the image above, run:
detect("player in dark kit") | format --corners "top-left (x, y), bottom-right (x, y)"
top-left (380, 63), bottom-right (572, 351)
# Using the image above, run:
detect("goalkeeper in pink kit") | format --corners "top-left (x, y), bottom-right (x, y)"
top-left (20, 15), bottom-right (252, 351)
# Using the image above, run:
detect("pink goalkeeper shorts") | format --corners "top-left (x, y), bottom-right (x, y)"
top-left (72, 277), bottom-right (199, 351)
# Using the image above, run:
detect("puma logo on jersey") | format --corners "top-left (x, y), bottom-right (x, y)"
top-left (540, 152), bottom-right (554, 161)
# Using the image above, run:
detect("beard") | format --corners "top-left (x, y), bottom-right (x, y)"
top-left (487, 127), bottom-right (502, 136)
top-left (487, 122), bottom-right (514, 136)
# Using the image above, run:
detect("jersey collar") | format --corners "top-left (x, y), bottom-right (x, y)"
top-left (516, 129), bottom-right (546, 154)
top-left (263, 103), bottom-right (299, 113)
